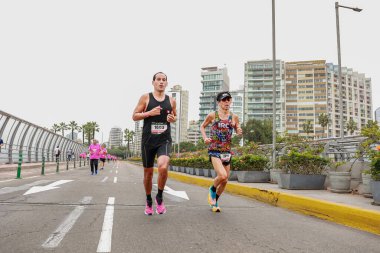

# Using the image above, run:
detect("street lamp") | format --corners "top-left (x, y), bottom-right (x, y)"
top-left (272, 0), bottom-right (277, 169)
top-left (335, 2), bottom-right (362, 139)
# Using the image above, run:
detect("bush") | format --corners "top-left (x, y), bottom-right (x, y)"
top-left (278, 150), bottom-right (329, 175)
top-left (232, 154), bottom-right (269, 171)
top-left (371, 155), bottom-right (380, 180)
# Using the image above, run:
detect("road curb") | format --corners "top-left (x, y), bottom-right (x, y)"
top-left (164, 170), bottom-right (380, 236)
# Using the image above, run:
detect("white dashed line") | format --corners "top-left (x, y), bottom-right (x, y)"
top-left (113, 177), bottom-right (117, 183)
top-left (97, 197), bottom-right (115, 253)
top-left (101, 177), bottom-right (108, 183)
top-left (42, 196), bottom-right (92, 248)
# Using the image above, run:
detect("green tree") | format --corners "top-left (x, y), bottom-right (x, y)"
top-left (179, 141), bottom-right (196, 152)
top-left (68, 121), bottom-right (80, 141)
top-left (89, 121), bottom-right (100, 140)
top-left (58, 122), bottom-right (69, 136)
top-left (318, 113), bottom-right (329, 138)
top-left (302, 120), bottom-right (313, 137)
top-left (82, 122), bottom-right (93, 145)
top-left (123, 128), bottom-right (134, 157)
top-left (195, 139), bottom-right (207, 151)
top-left (242, 118), bottom-right (273, 144)
top-left (346, 118), bottom-right (358, 135)
top-left (51, 124), bottom-right (60, 133)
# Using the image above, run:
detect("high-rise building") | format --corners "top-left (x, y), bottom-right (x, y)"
top-left (375, 107), bottom-right (380, 123)
top-left (108, 127), bottom-right (123, 148)
top-left (230, 86), bottom-right (244, 122)
top-left (284, 60), bottom-right (373, 138)
top-left (285, 60), bottom-right (328, 138)
top-left (326, 63), bottom-right (372, 137)
top-left (168, 85), bottom-right (189, 144)
top-left (199, 66), bottom-right (230, 134)
top-left (131, 121), bottom-right (142, 157)
top-left (187, 120), bottom-right (201, 145)
top-left (244, 60), bottom-right (285, 133)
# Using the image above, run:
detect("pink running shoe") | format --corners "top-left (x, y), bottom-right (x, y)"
top-left (155, 199), bottom-right (167, 214)
top-left (144, 202), bottom-right (154, 216)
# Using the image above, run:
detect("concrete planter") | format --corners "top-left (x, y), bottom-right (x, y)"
top-left (169, 165), bottom-right (173, 171)
top-left (211, 170), bottom-right (217, 178)
top-left (229, 170), bottom-right (238, 181)
top-left (179, 166), bottom-right (186, 173)
top-left (203, 169), bottom-right (212, 177)
top-left (361, 173), bottom-right (373, 197)
top-left (236, 171), bottom-right (270, 183)
top-left (186, 167), bottom-right (195, 175)
top-left (280, 174), bottom-right (326, 190)
top-left (195, 168), bottom-right (204, 176)
top-left (329, 171), bottom-right (351, 193)
top-left (371, 181), bottom-right (380, 206)
top-left (270, 169), bottom-right (282, 184)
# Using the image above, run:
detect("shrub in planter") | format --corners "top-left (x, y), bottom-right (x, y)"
top-left (234, 154), bottom-right (270, 183)
top-left (370, 155), bottom-right (380, 205)
top-left (278, 150), bottom-right (329, 190)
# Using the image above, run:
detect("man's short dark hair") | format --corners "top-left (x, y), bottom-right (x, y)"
top-left (153, 72), bottom-right (167, 81)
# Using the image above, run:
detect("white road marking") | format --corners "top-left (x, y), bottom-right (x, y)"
top-left (113, 177), bottom-right (117, 183)
top-left (23, 180), bottom-right (73, 195)
top-left (101, 177), bottom-right (108, 183)
top-left (153, 184), bottom-right (189, 200)
top-left (97, 197), bottom-right (115, 253)
top-left (0, 180), bottom-right (50, 195)
top-left (115, 170), bottom-right (118, 174)
top-left (42, 196), bottom-right (92, 248)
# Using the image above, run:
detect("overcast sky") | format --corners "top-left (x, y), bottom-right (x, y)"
top-left (1, 0), bottom-right (378, 142)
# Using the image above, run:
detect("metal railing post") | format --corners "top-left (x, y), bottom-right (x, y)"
top-left (16, 151), bottom-right (23, 179)
top-left (41, 156), bottom-right (45, 175)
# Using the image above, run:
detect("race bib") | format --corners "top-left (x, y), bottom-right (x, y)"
top-left (151, 122), bottom-right (167, 134)
top-left (220, 153), bottom-right (231, 162)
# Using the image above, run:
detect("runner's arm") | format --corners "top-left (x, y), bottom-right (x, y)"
top-left (167, 97), bottom-right (177, 123)
top-left (233, 114), bottom-right (243, 136)
top-left (200, 112), bottom-right (214, 142)
top-left (132, 94), bottom-right (149, 121)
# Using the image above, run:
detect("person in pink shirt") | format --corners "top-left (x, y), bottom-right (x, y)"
top-left (88, 139), bottom-right (101, 175)
top-left (99, 144), bottom-right (107, 170)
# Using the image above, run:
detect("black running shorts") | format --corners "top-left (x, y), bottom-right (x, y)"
top-left (142, 142), bottom-right (171, 168)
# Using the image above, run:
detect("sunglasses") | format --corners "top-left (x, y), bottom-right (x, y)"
top-left (221, 97), bottom-right (231, 102)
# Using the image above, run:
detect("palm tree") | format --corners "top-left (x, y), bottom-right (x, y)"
top-left (83, 122), bottom-right (93, 145)
top-left (90, 121), bottom-right (100, 140)
top-left (318, 113), bottom-right (329, 138)
top-left (51, 124), bottom-right (60, 133)
top-left (58, 122), bottom-right (69, 136)
top-left (346, 118), bottom-right (358, 135)
top-left (302, 120), bottom-right (313, 138)
top-left (124, 128), bottom-right (134, 157)
top-left (68, 121), bottom-right (80, 140)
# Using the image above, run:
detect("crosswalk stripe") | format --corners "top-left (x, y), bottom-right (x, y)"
top-left (97, 197), bottom-right (115, 253)
top-left (42, 196), bottom-right (92, 248)
top-left (114, 177), bottom-right (117, 183)
top-left (101, 177), bottom-right (108, 183)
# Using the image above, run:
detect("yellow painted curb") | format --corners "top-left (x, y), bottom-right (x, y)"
top-left (160, 169), bottom-right (380, 236)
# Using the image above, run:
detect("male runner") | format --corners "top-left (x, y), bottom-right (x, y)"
top-left (200, 91), bottom-right (243, 212)
top-left (132, 72), bottom-right (177, 215)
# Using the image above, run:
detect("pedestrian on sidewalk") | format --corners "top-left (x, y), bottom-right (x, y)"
top-left (99, 144), bottom-right (107, 170)
top-left (200, 91), bottom-right (243, 212)
top-left (0, 137), bottom-right (3, 152)
top-left (54, 146), bottom-right (61, 163)
top-left (67, 148), bottom-right (73, 161)
top-left (132, 72), bottom-right (177, 215)
top-left (88, 139), bottom-right (101, 175)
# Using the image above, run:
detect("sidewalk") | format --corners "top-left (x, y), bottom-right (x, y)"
top-left (0, 161), bottom-right (86, 181)
top-left (142, 163), bottom-right (380, 236)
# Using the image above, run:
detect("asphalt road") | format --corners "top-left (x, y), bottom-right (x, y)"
top-left (0, 161), bottom-right (379, 253)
